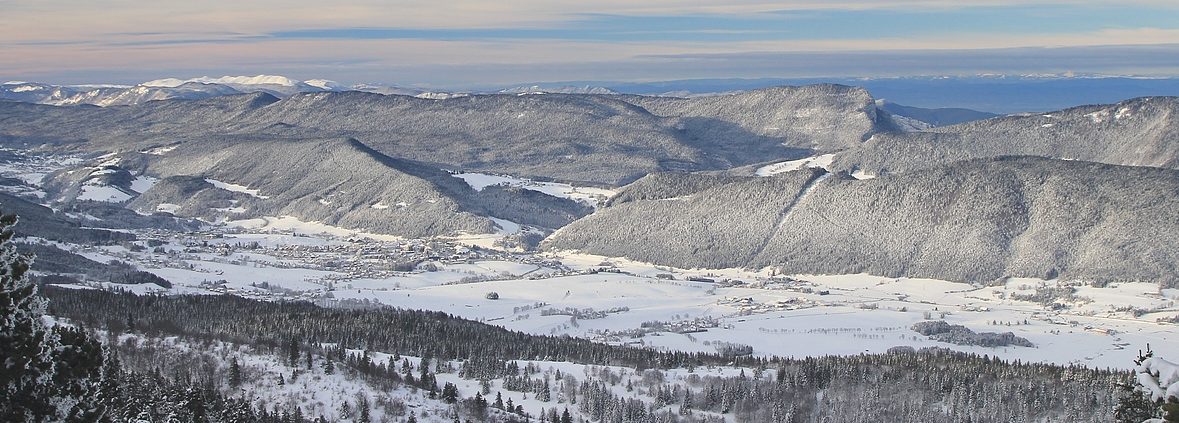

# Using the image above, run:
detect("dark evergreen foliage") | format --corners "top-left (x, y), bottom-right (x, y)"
top-left (43, 287), bottom-right (742, 370)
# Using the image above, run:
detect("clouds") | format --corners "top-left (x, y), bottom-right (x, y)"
top-left (1, 1), bottom-right (1176, 85)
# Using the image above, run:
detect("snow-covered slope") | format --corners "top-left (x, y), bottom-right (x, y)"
top-left (36, 137), bottom-right (592, 238)
top-left (546, 157), bottom-right (1179, 287)
top-left (832, 96), bottom-right (1179, 175)
top-left (0, 85), bottom-right (875, 184)
top-left (141, 74), bottom-right (321, 96)
top-left (1, 77), bottom-right (466, 107)
top-left (499, 85), bottom-right (618, 95)
top-left (0, 80), bottom-right (243, 106)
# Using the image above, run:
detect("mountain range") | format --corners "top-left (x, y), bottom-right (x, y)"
top-left (1, 76), bottom-right (1177, 285)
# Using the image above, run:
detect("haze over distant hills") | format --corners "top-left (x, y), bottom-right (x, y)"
top-left (8, 73), bottom-right (1179, 113)
top-left (519, 75), bottom-right (1179, 113)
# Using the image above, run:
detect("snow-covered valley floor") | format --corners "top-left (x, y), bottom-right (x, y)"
top-left (36, 222), bottom-right (1179, 371)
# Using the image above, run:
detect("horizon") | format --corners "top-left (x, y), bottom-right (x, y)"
top-left (3, 1), bottom-right (1178, 87)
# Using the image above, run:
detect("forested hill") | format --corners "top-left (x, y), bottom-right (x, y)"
top-left (831, 96), bottom-right (1179, 176)
top-left (0, 85), bottom-right (883, 185)
top-left (546, 156), bottom-right (1179, 287)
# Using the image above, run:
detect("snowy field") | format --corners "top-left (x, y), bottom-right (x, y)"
top-left (43, 219), bottom-right (1179, 370)
top-left (451, 171), bottom-right (615, 208)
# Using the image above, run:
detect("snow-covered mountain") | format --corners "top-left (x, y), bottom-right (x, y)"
top-left (546, 157), bottom-right (1179, 286)
top-left (0, 75), bottom-right (462, 107)
top-left (141, 75), bottom-right (324, 97)
top-left (498, 85), bottom-right (618, 95)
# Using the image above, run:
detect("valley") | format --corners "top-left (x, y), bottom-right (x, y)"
top-left (2, 82), bottom-right (1176, 422)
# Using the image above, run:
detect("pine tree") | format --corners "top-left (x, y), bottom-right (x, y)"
top-left (286, 337), bottom-right (300, 367)
top-left (95, 348), bottom-right (122, 420)
top-left (494, 392), bottom-right (504, 410)
top-left (1114, 377), bottom-right (1156, 422)
top-left (473, 392), bottom-right (488, 412)
top-left (357, 394), bottom-right (372, 423)
top-left (52, 326), bottom-right (105, 420)
top-left (0, 212), bottom-right (58, 422)
top-left (561, 407), bottom-right (573, 423)
top-left (1118, 347), bottom-right (1175, 423)
top-left (442, 382), bottom-right (459, 403)
top-left (420, 358), bottom-right (432, 388)
top-left (229, 358), bottom-right (242, 388)
top-left (538, 378), bottom-right (551, 402)
top-left (323, 358), bottom-right (334, 375)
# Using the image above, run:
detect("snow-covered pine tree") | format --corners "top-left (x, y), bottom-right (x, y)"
top-left (229, 358), bottom-right (242, 388)
top-left (0, 211), bottom-right (58, 422)
top-left (1114, 347), bottom-right (1179, 423)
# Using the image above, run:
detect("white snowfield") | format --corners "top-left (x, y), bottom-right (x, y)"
top-left (205, 178), bottom-right (270, 199)
top-left (452, 172), bottom-right (615, 208)
top-left (754, 154), bottom-right (835, 176)
top-left (77, 185), bottom-right (132, 202)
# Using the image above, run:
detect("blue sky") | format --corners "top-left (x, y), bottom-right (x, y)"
top-left (2, 1), bottom-right (1177, 87)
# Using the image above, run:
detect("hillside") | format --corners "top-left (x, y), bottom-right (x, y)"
top-left (613, 84), bottom-right (882, 152)
top-left (832, 96), bottom-right (1179, 176)
top-left (39, 137), bottom-right (592, 238)
top-left (545, 157), bottom-right (1179, 286)
top-left (0, 85), bottom-right (885, 185)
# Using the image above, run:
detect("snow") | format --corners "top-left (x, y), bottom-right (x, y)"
top-left (755, 154), bottom-right (836, 176)
top-left (889, 114), bottom-right (933, 132)
top-left (415, 92), bottom-right (468, 100)
top-left (205, 178), bottom-right (270, 199)
top-left (1137, 356), bottom-right (1179, 402)
top-left (37, 214), bottom-right (1179, 372)
top-left (11, 85), bottom-right (42, 92)
top-left (304, 79), bottom-right (345, 90)
top-left (156, 203), bottom-right (180, 213)
top-left (140, 145), bottom-right (177, 155)
top-left (851, 169), bottom-right (877, 179)
top-left (1115, 106), bottom-right (1134, 120)
top-left (225, 216), bottom-right (403, 242)
top-left (76, 185), bottom-right (132, 202)
top-left (139, 78), bottom-right (185, 88)
top-left (451, 172), bottom-right (615, 208)
top-left (489, 217), bottom-right (521, 235)
top-left (130, 175), bottom-right (158, 193)
top-left (143, 74), bottom-right (301, 88)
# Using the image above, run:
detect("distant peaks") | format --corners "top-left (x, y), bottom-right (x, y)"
top-left (142, 75), bottom-right (303, 88)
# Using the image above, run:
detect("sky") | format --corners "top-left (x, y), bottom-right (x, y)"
top-left (2, 0), bottom-right (1178, 88)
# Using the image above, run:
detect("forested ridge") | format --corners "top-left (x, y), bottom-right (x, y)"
top-left (548, 156), bottom-right (1179, 287)
top-left (43, 287), bottom-right (734, 370)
